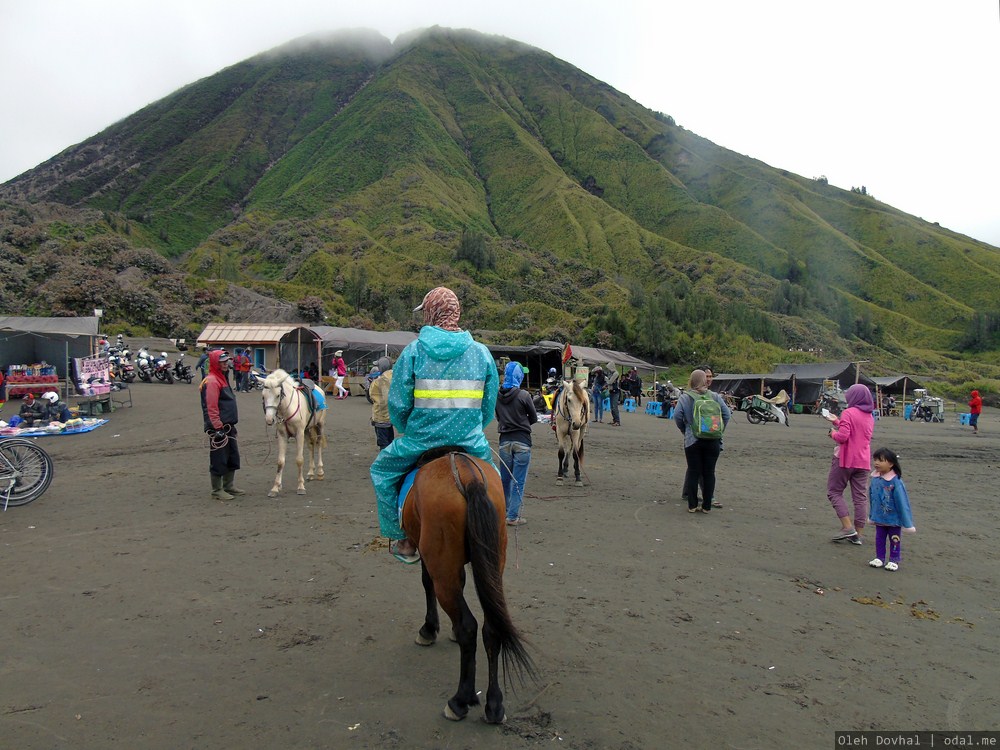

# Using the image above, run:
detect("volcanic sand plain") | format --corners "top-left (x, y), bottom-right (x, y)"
top-left (1, 382), bottom-right (997, 748)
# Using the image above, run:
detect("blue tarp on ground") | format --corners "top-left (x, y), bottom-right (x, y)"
top-left (1, 419), bottom-right (108, 437)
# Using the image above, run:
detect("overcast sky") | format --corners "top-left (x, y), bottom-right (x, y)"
top-left (1, 0), bottom-right (997, 246)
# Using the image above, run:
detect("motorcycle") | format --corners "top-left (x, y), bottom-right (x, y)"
top-left (108, 349), bottom-right (136, 384)
top-left (136, 348), bottom-right (155, 382)
top-left (910, 389), bottom-right (944, 422)
top-left (741, 391), bottom-right (790, 426)
top-left (817, 387), bottom-right (846, 417)
top-left (152, 354), bottom-right (174, 384)
top-left (173, 355), bottom-right (194, 384)
top-left (247, 367), bottom-right (268, 391)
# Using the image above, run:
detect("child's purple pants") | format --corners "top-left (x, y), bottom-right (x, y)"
top-left (875, 525), bottom-right (902, 563)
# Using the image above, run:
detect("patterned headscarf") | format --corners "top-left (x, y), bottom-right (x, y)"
top-left (415, 286), bottom-right (461, 331)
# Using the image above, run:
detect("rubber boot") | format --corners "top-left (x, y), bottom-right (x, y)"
top-left (223, 471), bottom-right (245, 496)
top-left (211, 474), bottom-right (234, 501)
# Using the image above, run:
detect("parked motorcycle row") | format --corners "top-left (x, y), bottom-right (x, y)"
top-left (106, 341), bottom-right (195, 387)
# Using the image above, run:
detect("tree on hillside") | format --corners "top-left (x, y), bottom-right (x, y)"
top-left (456, 229), bottom-right (494, 271)
top-left (297, 295), bottom-right (325, 322)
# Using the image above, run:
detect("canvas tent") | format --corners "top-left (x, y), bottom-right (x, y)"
top-left (535, 341), bottom-right (654, 374)
top-left (1, 316), bottom-right (99, 396)
top-left (769, 361), bottom-right (876, 407)
top-left (870, 375), bottom-right (924, 395)
top-left (311, 327), bottom-right (418, 372)
top-left (710, 372), bottom-right (795, 400)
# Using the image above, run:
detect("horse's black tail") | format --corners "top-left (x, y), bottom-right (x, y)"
top-left (462, 473), bottom-right (537, 688)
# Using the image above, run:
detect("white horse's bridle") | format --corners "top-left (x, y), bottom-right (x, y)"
top-left (262, 374), bottom-right (293, 423)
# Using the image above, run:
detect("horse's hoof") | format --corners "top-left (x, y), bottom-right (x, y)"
top-left (415, 633), bottom-right (436, 646)
top-left (483, 711), bottom-right (507, 725)
top-left (556, 477), bottom-right (564, 485)
top-left (575, 480), bottom-right (584, 487)
top-left (296, 488), bottom-right (306, 495)
top-left (315, 475), bottom-right (325, 481)
top-left (267, 490), bottom-right (278, 498)
top-left (443, 704), bottom-right (465, 721)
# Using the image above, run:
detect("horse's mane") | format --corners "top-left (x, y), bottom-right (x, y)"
top-left (561, 379), bottom-right (587, 407)
top-left (263, 368), bottom-right (290, 389)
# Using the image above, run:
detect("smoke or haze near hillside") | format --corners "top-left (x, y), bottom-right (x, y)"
top-left (0, 1), bottom-right (997, 247)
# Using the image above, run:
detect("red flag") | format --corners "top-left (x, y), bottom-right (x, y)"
top-left (561, 343), bottom-right (573, 364)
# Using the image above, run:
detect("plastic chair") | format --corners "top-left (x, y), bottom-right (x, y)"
top-left (623, 398), bottom-right (636, 413)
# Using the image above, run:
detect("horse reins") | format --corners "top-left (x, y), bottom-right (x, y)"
top-left (449, 451), bottom-right (487, 493)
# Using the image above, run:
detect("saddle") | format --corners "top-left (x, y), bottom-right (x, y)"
top-left (757, 389), bottom-right (789, 406)
top-left (295, 378), bottom-right (327, 411)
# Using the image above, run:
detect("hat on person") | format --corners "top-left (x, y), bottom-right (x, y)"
top-left (217, 351), bottom-right (230, 362)
top-left (334, 350), bottom-right (343, 357)
top-left (42, 391), bottom-right (59, 403)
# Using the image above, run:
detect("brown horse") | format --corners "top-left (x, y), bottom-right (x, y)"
top-left (401, 449), bottom-right (536, 723)
top-left (554, 379), bottom-right (589, 486)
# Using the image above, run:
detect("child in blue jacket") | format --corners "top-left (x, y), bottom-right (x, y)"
top-left (868, 447), bottom-right (916, 572)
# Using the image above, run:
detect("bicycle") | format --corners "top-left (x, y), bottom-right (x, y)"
top-left (1, 437), bottom-right (55, 509)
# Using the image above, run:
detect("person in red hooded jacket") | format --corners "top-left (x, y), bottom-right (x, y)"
top-left (200, 350), bottom-right (244, 500)
top-left (969, 390), bottom-right (983, 435)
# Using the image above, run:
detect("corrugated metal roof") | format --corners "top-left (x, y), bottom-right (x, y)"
top-left (0, 316), bottom-right (99, 336)
top-left (197, 324), bottom-right (300, 345)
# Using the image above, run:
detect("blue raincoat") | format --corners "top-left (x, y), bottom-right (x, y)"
top-left (370, 325), bottom-right (499, 539)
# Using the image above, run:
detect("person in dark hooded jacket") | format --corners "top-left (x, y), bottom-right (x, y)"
top-left (495, 361), bottom-right (538, 525)
top-left (200, 349), bottom-right (244, 500)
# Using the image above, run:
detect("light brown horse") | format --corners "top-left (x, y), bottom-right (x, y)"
top-left (554, 379), bottom-right (589, 486)
top-left (401, 449), bottom-right (536, 723)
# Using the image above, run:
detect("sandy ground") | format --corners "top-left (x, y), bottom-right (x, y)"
top-left (1, 383), bottom-right (997, 749)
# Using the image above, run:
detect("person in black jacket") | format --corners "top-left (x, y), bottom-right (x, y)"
top-left (200, 350), bottom-right (243, 500)
top-left (495, 361), bottom-right (538, 526)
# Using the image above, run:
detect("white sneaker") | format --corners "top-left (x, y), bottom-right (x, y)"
top-left (884, 561), bottom-right (899, 572)
top-left (869, 558), bottom-right (884, 568)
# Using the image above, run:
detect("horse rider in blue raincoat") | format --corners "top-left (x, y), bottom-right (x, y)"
top-left (369, 286), bottom-right (499, 563)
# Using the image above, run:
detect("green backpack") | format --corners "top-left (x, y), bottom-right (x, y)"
top-left (692, 393), bottom-right (724, 439)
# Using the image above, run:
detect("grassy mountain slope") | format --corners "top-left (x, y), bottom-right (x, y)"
top-left (2, 27), bottom-right (998, 393)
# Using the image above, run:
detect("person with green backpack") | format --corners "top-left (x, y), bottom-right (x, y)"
top-left (674, 368), bottom-right (731, 513)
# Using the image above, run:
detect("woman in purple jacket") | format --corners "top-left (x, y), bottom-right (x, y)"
top-left (824, 384), bottom-right (875, 544)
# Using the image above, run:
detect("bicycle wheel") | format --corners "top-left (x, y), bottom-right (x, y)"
top-left (0, 438), bottom-right (55, 508)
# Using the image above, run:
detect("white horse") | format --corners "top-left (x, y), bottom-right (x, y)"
top-left (262, 369), bottom-right (327, 497)
top-left (554, 379), bottom-right (589, 486)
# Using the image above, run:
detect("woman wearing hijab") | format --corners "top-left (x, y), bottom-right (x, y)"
top-left (369, 287), bottom-right (499, 563)
top-left (495, 361), bottom-right (538, 526)
top-left (824, 383), bottom-right (875, 544)
top-left (674, 369), bottom-right (731, 512)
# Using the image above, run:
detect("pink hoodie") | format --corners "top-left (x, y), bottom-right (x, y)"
top-left (831, 384), bottom-right (875, 470)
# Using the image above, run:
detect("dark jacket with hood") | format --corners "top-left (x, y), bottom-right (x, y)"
top-left (495, 362), bottom-right (538, 447)
top-left (200, 350), bottom-right (238, 431)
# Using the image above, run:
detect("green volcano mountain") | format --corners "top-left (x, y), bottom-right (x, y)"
top-left (2, 27), bottom-right (998, 392)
